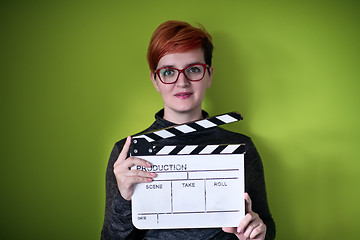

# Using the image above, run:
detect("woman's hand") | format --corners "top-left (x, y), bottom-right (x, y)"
top-left (113, 136), bottom-right (156, 201)
top-left (222, 193), bottom-right (266, 240)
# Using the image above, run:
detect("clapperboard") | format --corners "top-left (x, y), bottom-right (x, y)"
top-left (130, 112), bottom-right (246, 229)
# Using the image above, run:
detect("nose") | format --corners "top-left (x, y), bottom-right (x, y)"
top-left (176, 71), bottom-right (190, 87)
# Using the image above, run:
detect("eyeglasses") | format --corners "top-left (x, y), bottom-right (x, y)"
top-left (155, 63), bottom-right (209, 84)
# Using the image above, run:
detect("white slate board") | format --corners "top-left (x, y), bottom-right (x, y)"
top-left (131, 154), bottom-right (244, 229)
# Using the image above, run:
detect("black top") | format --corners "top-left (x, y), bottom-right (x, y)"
top-left (101, 109), bottom-right (275, 239)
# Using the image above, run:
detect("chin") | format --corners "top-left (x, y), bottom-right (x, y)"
top-left (170, 105), bottom-right (200, 114)
top-left (164, 98), bottom-right (202, 114)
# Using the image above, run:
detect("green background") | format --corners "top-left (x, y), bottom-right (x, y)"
top-left (1, 0), bottom-right (359, 239)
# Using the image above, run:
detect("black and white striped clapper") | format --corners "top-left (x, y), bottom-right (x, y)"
top-left (130, 112), bottom-right (246, 156)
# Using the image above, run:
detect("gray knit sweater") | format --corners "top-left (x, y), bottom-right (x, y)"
top-left (101, 110), bottom-right (275, 239)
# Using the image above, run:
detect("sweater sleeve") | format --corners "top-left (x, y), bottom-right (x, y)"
top-left (101, 141), bottom-right (145, 239)
top-left (245, 139), bottom-right (276, 240)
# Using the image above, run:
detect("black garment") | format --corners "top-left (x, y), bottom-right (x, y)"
top-left (101, 109), bottom-right (275, 240)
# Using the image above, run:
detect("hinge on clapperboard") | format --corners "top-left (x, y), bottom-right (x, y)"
top-left (130, 112), bottom-right (246, 156)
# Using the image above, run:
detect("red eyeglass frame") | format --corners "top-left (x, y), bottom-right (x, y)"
top-left (154, 63), bottom-right (209, 84)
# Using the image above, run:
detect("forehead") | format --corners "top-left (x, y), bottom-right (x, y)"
top-left (157, 48), bottom-right (205, 68)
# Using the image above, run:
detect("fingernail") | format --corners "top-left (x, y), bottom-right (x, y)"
top-left (147, 178), bottom-right (153, 182)
top-left (146, 161), bottom-right (152, 167)
top-left (237, 227), bottom-right (241, 233)
top-left (150, 172), bottom-right (157, 177)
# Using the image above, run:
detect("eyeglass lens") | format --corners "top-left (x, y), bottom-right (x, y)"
top-left (158, 64), bottom-right (205, 83)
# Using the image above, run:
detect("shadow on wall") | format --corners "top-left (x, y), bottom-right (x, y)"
top-left (207, 31), bottom-right (297, 238)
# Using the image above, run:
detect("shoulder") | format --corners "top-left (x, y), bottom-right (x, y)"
top-left (112, 138), bottom-right (126, 153)
top-left (206, 128), bottom-right (260, 158)
top-left (203, 127), bottom-right (254, 145)
top-left (215, 127), bottom-right (252, 141)
top-left (112, 122), bottom-right (159, 152)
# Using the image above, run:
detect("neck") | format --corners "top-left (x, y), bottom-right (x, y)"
top-left (163, 108), bottom-right (203, 124)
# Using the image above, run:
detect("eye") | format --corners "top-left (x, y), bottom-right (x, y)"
top-left (187, 66), bottom-right (201, 73)
top-left (161, 68), bottom-right (175, 76)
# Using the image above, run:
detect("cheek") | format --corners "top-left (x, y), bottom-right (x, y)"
top-left (199, 81), bottom-right (211, 93)
top-left (157, 85), bottom-right (172, 96)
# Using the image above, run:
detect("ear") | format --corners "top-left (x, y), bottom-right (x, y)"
top-left (151, 72), bottom-right (160, 92)
top-left (206, 66), bottom-right (214, 88)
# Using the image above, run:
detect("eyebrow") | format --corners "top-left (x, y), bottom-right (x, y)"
top-left (158, 62), bottom-right (204, 69)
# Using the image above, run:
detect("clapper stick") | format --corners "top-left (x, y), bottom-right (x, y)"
top-left (130, 112), bottom-right (244, 156)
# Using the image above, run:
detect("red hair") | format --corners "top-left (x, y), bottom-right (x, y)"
top-left (147, 20), bottom-right (213, 71)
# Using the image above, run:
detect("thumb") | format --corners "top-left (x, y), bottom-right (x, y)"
top-left (114, 136), bottom-right (132, 168)
top-left (244, 192), bottom-right (252, 213)
top-left (118, 136), bottom-right (132, 160)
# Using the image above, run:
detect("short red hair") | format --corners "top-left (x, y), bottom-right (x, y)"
top-left (147, 20), bottom-right (213, 71)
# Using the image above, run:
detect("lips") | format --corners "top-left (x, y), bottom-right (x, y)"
top-left (175, 92), bottom-right (192, 99)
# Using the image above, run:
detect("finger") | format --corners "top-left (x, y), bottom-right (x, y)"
top-left (244, 192), bottom-right (252, 213)
top-left (222, 227), bottom-right (236, 234)
top-left (124, 157), bottom-right (152, 169)
top-left (237, 212), bottom-right (256, 234)
top-left (120, 173), bottom-right (155, 186)
top-left (119, 136), bottom-right (132, 160)
top-left (114, 165), bottom-right (156, 180)
top-left (126, 169), bottom-right (157, 179)
top-left (243, 216), bottom-right (261, 238)
top-left (115, 168), bottom-right (156, 188)
top-left (113, 158), bottom-right (154, 178)
top-left (127, 175), bottom-right (154, 184)
top-left (249, 223), bottom-right (266, 239)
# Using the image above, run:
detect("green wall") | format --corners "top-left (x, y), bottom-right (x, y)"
top-left (1, 1), bottom-right (359, 239)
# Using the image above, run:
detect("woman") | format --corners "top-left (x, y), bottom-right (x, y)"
top-left (101, 20), bottom-right (275, 240)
